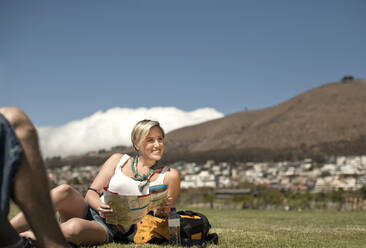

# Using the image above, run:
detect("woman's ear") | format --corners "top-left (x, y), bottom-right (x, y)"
top-left (134, 144), bottom-right (139, 151)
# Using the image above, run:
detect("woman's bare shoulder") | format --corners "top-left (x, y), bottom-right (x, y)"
top-left (101, 153), bottom-right (125, 169)
top-left (164, 167), bottom-right (180, 180)
top-left (108, 153), bottom-right (125, 161)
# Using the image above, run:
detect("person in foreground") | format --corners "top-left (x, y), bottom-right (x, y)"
top-left (0, 107), bottom-right (69, 248)
top-left (11, 119), bottom-right (181, 246)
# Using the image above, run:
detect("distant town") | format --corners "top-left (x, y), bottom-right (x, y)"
top-left (48, 155), bottom-right (366, 193)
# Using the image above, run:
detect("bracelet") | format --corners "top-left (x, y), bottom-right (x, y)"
top-left (87, 187), bottom-right (102, 196)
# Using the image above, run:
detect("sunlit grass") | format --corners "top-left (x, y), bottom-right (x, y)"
top-left (9, 205), bottom-right (366, 247)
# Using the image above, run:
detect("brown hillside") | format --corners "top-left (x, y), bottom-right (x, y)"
top-left (46, 79), bottom-right (366, 167)
top-left (165, 80), bottom-right (366, 159)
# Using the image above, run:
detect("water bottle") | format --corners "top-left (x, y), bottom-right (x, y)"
top-left (168, 207), bottom-right (181, 245)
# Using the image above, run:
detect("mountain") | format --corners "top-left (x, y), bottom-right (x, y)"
top-left (164, 79), bottom-right (366, 162)
top-left (45, 79), bottom-right (366, 167)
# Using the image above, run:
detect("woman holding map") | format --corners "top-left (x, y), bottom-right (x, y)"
top-left (11, 120), bottom-right (180, 246)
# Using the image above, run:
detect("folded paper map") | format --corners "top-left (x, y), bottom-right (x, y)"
top-left (103, 184), bottom-right (168, 225)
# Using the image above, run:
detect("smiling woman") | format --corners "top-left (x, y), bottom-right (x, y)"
top-left (130, 120), bottom-right (166, 192)
top-left (10, 119), bottom-right (180, 246)
top-left (131, 119), bottom-right (165, 156)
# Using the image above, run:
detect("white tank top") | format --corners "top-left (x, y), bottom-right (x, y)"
top-left (105, 154), bottom-right (168, 196)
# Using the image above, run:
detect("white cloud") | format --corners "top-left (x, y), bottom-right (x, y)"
top-left (37, 106), bottom-right (224, 158)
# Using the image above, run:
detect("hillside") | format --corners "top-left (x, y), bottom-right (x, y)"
top-left (164, 79), bottom-right (366, 162)
top-left (45, 79), bottom-right (366, 167)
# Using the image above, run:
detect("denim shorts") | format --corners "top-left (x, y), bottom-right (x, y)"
top-left (0, 113), bottom-right (23, 221)
top-left (84, 205), bottom-right (120, 243)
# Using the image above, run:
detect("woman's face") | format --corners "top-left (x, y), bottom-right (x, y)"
top-left (137, 126), bottom-right (164, 161)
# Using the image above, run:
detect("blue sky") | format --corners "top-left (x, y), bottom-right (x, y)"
top-left (1, 0), bottom-right (365, 127)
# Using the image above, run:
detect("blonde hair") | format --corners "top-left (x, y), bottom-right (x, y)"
top-left (131, 119), bottom-right (165, 151)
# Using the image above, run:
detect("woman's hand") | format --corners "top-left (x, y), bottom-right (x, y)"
top-left (97, 204), bottom-right (114, 218)
top-left (155, 196), bottom-right (174, 217)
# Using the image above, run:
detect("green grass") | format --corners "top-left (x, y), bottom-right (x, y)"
top-left (9, 205), bottom-right (366, 248)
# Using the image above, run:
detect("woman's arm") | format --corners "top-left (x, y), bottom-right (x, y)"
top-left (165, 168), bottom-right (180, 204)
top-left (85, 153), bottom-right (123, 218)
top-left (160, 167), bottom-right (180, 216)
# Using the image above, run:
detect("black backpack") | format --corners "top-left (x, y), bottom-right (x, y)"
top-left (114, 210), bottom-right (218, 247)
top-left (177, 210), bottom-right (218, 247)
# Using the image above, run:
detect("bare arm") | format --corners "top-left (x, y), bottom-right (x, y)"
top-left (159, 167), bottom-right (180, 216)
top-left (85, 153), bottom-right (123, 218)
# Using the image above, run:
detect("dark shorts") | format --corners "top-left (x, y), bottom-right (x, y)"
top-left (84, 205), bottom-right (120, 243)
top-left (84, 206), bottom-right (135, 243)
top-left (0, 113), bottom-right (23, 222)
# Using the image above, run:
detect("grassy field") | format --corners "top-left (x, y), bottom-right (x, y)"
top-left (9, 206), bottom-right (366, 248)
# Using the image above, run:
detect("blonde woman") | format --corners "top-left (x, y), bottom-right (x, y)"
top-left (11, 120), bottom-right (180, 246)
